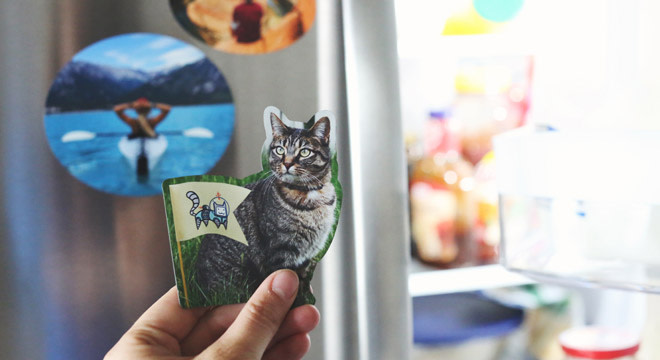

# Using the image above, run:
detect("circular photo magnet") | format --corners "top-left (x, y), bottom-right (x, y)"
top-left (170, 0), bottom-right (316, 55)
top-left (44, 33), bottom-right (235, 197)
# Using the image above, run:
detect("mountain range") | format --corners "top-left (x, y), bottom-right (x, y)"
top-left (46, 58), bottom-right (232, 113)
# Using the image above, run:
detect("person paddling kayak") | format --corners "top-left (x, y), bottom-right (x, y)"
top-left (113, 98), bottom-right (171, 139)
top-left (113, 98), bottom-right (171, 178)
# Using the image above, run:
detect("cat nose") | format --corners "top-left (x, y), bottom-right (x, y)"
top-left (283, 157), bottom-right (295, 170)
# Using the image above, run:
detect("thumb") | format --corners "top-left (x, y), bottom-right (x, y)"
top-left (199, 270), bottom-right (299, 359)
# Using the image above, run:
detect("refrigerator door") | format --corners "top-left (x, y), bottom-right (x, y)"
top-left (0, 1), bottom-right (317, 358)
top-left (0, 1), bottom-right (411, 359)
top-left (318, 0), bottom-right (412, 359)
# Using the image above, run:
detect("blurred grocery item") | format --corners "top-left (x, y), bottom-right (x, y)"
top-left (410, 116), bottom-right (476, 267)
top-left (410, 180), bottom-right (460, 265)
top-left (405, 133), bottom-right (424, 163)
top-left (453, 56), bottom-right (532, 165)
top-left (472, 151), bottom-right (500, 264)
top-left (559, 326), bottom-right (640, 360)
top-left (483, 284), bottom-right (573, 360)
top-left (412, 292), bottom-right (525, 360)
top-left (424, 110), bottom-right (460, 155)
top-left (405, 132), bottom-right (425, 177)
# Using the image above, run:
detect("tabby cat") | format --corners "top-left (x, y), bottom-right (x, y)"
top-left (195, 111), bottom-right (336, 303)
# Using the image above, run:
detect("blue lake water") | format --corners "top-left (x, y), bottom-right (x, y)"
top-left (44, 103), bottom-right (234, 196)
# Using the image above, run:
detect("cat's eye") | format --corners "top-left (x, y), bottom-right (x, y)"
top-left (300, 149), bottom-right (312, 158)
top-left (274, 146), bottom-right (285, 155)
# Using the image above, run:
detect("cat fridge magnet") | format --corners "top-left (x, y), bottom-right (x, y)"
top-left (162, 106), bottom-right (342, 308)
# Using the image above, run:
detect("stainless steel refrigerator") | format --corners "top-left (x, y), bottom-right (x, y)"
top-left (0, 1), bottom-right (411, 359)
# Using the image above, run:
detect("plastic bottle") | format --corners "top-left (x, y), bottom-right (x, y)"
top-left (472, 151), bottom-right (499, 264)
top-left (409, 111), bottom-right (475, 267)
top-left (559, 327), bottom-right (640, 360)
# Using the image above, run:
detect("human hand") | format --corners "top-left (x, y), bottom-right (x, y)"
top-left (154, 103), bottom-right (171, 111)
top-left (106, 270), bottom-right (319, 360)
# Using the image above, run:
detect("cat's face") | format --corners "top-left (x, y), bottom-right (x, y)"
top-left (213, 202), bottom-right (227, 216)
top-left (269, 113), bottom-right (331, 188)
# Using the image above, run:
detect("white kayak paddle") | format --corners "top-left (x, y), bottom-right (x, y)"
top-left (60, 127), bottom-right (215, 142)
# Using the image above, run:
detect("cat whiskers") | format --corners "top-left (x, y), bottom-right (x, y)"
top-left (264, 176), bottom-right (277, 194)
top-left (299, 172), bottom-right (325, 189)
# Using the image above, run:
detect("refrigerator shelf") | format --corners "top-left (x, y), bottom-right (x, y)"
top-left (408, 261), bottom-right (534, 297)
top-left (494, 129), bottom-right (660, 294)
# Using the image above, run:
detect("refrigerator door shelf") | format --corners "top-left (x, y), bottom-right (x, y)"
top-left (409, 261), bottom-right (534, 297)
top-left (494, 128), bottom-right (660, 294)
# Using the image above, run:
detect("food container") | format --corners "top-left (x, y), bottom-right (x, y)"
top-left (410, 153), bottom-right (475, 267)
top-left (559, 326), bottom-right (640, 360)
top-left (413, 292), bottom-right (524, 360)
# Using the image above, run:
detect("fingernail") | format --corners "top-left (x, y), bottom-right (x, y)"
top-left (271, 270), bottom-right (299, 299)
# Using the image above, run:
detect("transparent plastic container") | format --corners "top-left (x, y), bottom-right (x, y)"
top-left (494, 129), bottom-right (660, 293)
top-left (559, 327), bottom-right (640, 360)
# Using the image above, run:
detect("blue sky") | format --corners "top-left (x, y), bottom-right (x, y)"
top-left (73, 33), bottom-right (205, 72)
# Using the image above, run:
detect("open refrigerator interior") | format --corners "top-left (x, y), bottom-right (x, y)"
top-left (395, 0), bottom-right (660, 359)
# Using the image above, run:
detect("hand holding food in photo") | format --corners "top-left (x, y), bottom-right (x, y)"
top-left (170, 0), bottom-right (316, 54)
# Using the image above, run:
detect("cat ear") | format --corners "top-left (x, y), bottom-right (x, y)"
top-left (270, 112), bottom-right (287, 137)
top-left (311, 117), bottom-right (331, 144)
